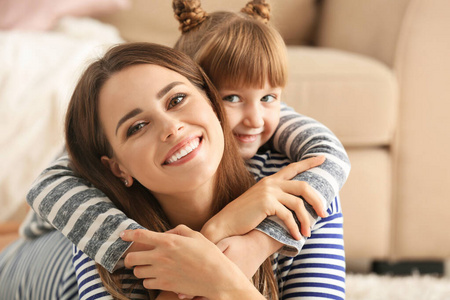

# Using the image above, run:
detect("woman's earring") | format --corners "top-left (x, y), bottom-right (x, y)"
top-left (123, 179), bottom-right (129, 187)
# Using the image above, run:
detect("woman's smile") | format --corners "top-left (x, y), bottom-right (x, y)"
top-left (163, 136), bottom-right (202, 165)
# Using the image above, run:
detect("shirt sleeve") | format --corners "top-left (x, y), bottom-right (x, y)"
top-left (271, 102), bottom-right (350, 215)
top-left (257, 102), bottom-right (350, 256)
top-left (26, 152), bottom-right (145, 273)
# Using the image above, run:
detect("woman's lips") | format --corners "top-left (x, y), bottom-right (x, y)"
top-left (164, 136), bottom-right (201, 165)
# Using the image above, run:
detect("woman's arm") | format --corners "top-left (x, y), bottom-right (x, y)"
top-left (26, 153), bottom-right (144, 272)
top-left (124, 226), bottom-right (266, 300)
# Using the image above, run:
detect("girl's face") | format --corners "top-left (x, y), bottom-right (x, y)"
top-left (218, 81), bottom-right (281, 160)
top-left (99, 64), bottom-right (224, 198)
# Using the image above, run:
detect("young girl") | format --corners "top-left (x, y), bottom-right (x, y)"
top-left (126, 0), bottom-right (348, 298)
top-left (21, 1), bottom-right (349, 299)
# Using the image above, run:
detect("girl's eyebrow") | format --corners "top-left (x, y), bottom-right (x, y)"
top-left (115, 108), bottom-right (143, 136)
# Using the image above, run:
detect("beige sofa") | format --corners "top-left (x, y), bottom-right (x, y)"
top-left (98, 0), bottom-right (450, 266)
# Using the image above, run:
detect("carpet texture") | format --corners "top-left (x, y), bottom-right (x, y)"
top-left (346, 273), bottom-right (450, 300)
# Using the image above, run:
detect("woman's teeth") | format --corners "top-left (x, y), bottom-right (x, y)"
top-left (166, 138), bottom-right (200, 164)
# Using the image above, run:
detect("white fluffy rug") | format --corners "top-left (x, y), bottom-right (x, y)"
top-left (346, 273), bottom-right (450, 300)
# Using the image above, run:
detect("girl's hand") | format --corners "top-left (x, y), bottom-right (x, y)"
top-left (122, 226), bottom-right (262, 299)
top-left (202, 156), bottom-right (327, 242)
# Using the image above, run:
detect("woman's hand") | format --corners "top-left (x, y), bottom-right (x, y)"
top-left (122, 226), bottom-right (263, 299)
top-left (202, 156), bottom-right (327, 242)
top-left (216, 229), bottom-right (282, 279)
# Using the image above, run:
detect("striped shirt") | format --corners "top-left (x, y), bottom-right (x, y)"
top-left (72, 151), bottom-right (346, 299)
top-left (0, 230), bottom-right (78, 300)
top-left (23, 103), bottom-right (350, 273)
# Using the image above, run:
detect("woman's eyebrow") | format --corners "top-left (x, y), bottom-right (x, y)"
top-left (157, 81), bottom-right (183, 99)
top-left (115, 108), bottom-right (143, 136)
top-left (114, 82), bottom-right (184, 136)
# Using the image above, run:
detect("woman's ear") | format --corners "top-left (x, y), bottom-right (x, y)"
top-left (101, 155), bottom-right (134, 187)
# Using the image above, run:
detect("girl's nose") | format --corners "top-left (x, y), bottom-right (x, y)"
top-left (242, 102), bottom-right (264, 128)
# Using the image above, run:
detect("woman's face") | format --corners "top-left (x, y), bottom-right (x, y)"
top-left (99, 64), bottom-right (224, 198)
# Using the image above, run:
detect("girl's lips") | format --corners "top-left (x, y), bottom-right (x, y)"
top-left (234, 133), bottom-right (259, 143)
top-left (163, 136), bottom-right (202, 165)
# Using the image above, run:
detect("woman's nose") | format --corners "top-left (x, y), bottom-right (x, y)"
top-left (160, 116), bottom-right (184, 141)
top-left (242, 102), bottom-right (264, 128)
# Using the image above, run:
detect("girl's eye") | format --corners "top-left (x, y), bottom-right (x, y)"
top-left (168, 94), bottom-right (186, 109)
top-left (127, 122), bottom-right (147, 137)
top-left (261, 95), bottom-right (276, 103)
top-left (222, 95), bottom-right (240, 103)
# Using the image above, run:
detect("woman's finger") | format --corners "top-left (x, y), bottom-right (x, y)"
top-left (133, 264), bottom-right (156, 279)
top-left (124, 249), bottom-right (155, 268)
top-left (166, 224), bottom-right (199, 238)
top-left (271, 156), bottom-right (325, 180)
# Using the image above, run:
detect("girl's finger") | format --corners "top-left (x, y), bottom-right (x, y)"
top-left (280, 180), bottom-right (328, 218)
top-left (272, 156), bottom-right (325, 180)
top-left (272, 203), bottom-right (302, 240)
top-left (120, 228), bottom-right (162, 244)
top-left (276, 193), bottom-right (311, 237)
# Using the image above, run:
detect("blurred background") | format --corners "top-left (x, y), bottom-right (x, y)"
top-left (1, 0), bottom-right (449, 288)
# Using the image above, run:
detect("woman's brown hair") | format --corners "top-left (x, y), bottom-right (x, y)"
top-left (65, 42), bottom-right (256, 299)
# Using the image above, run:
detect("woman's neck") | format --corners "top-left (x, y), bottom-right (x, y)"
top-left (154, 181), bottom-right (215, 231)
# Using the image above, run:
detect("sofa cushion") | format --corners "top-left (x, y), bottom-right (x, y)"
top-left (284, 46), bottom-right (398, 147)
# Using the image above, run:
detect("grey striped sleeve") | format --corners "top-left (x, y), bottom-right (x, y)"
top-left (272, 103), bottom-right (351, 211)
top-left (25, 154), bottom-right (145, 273)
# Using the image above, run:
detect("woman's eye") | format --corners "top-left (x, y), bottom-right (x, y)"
top-left (222, 95), bottom-right (240, 103)
top-left (127, 122), bottom-right (147, 137)
top-left (261, 95), bottom-right (276, 103)
top-left (168, 94), bottom-right (186, 109)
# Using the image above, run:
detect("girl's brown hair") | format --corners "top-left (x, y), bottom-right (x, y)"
top-left (173, 0), bottom-right (287, 91)
top-left (173, 0), bottom-right (286, 298)
top-left (65, 42), bottom-right (255, 299)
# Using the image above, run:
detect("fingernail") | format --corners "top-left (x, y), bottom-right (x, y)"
top-left (120, 231), bottom-right (125, 238)
top-left (323, 211), bottom-right (329, 218)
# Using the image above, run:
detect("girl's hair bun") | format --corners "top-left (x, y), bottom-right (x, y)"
top-left (241, 0), bottom-right (271, 23)
top-left (173, 0), bottom-right (208, 33)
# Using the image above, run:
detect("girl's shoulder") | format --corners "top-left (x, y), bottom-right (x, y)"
top-left (246, 149), bottom-right (291, 181)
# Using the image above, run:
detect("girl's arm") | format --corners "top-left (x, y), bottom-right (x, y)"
top-left (25, 153), bottom-right (144, 273)
top-left (253, 102), bottom-right (350, 255)
top-left (272, 102), bottom-right (351, 214)
top-left (24, 151), bottom-right (323, 273)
